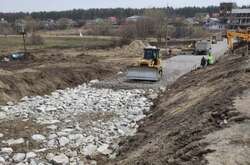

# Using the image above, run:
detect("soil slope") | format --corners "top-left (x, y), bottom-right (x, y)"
top-left (106, 52), bottom-right (250, 164)
top-left (0, 52), bottom-right (122, 104)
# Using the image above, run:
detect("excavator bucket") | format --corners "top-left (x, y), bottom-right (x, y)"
top-left (126, 66), bottom-right (161, 81)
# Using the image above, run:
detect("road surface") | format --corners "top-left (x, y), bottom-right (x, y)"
top-left (94, 40), bottom-right (228, 89)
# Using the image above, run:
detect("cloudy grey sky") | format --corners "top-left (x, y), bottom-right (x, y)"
top-left (0, 0), bottom-right (248, 12)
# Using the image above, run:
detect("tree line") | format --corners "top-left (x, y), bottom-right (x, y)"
top-left (0, 7), bottom-right (219, 22)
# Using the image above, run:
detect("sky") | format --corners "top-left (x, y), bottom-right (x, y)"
top-left (0, 0), bottom-right (248, 13)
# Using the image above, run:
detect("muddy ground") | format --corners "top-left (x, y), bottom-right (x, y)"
top-left (104, 52), bottom-right (250, 164)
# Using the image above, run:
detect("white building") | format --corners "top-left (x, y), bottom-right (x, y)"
top-left (229, 8), bottom-right (250, 29)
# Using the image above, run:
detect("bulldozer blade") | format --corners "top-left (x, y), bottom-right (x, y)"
top-left (126, 67), bottom-right (161, 81)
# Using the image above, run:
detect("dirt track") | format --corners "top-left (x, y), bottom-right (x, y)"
top-left (105, 50), bottom-right (250, 165)
top-left (93, 40), bottom-right (228, 90)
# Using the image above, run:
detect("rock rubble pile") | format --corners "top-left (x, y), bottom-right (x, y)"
top-left (0, 83), bottom-right (153, 164)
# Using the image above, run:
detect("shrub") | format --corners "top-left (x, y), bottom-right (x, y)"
top-left (27, 33), bottom-right (44, 45)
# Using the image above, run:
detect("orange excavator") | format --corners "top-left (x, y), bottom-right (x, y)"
top-left (227, 28), bottom-right (250, 49)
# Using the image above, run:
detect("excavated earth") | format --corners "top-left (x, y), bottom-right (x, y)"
top-left (0, 50), bottom-right (126, 104)
top-left (0, 39), bottom-right (249, 165)
top-left (104, 52), bottom-right (250, 165)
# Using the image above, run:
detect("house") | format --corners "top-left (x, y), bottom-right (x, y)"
top-left (195, 13), bottom-right (210, 23)
top-left (0, 18), bottom-right (8, 24)
top-left (184, 18), bottom-right (199, 25)
top-left (204, 18), bottom-right (225, 31)
top-left (39, 19), bottom-right (56, 30)
top-left (15, 19), bottom-right (26, 33)
top-left (229, 8), bottom-right (250, 29)
top-left (126, 15), bottom-right (145, 22)
top-left (107, 16), bottom-right (118, 25)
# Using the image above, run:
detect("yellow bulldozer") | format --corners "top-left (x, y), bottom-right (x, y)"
top-left (126, 46), bottom-right (163, 81)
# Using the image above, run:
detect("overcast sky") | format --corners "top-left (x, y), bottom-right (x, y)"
top-left (0, 0), bottom-right (248, 12)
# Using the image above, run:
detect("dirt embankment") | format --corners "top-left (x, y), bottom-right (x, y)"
top-left (0, 40), bottom-right (149, 104)
top-left (106, 52), bottom-right (250, 164)
top-left (0, 52), bottom-right (122, 104)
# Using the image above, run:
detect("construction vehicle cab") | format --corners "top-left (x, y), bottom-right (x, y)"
top-left (141, 47), bottom-right (160, 66)
top-left (127, 46), bottom-right (163, 81)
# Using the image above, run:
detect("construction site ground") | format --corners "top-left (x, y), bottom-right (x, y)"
top-left (0, 37), bottom-right (249, 164)
top-left (105, 46), bottom-right (250, 165)
top-left (94, 40), bottom-right (228, 90)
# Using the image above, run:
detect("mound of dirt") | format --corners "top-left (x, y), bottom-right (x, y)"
top-left (112, 40), bottom-right (148, 57)
top-left (128, 40), bottom-right (148, 50)
top-left (105, 52), bottom-right (250, 164)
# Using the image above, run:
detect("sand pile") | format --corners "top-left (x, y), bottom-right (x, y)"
top-left (112, 40), bottom-right (148, 57)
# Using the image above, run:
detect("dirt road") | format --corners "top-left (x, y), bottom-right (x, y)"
top-left (94, 40), bottom-right (228, 89)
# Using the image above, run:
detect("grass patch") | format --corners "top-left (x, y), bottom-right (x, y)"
top-left (0, 36), bottom-right (121, 51)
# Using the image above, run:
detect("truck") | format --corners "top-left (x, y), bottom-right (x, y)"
top-left (194, 40), bottom-right (211, 55)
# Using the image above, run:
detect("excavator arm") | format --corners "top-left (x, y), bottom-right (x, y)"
top-left (227, 29), bottom-right (250, 49)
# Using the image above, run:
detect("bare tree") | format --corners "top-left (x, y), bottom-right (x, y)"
top-left (135, 17), bottom-right (154, 39)
top-left (119, 23), bottom-right (137, 44)
top-left (144, 9), bottom-right (168, 43)
top-left (0, 22), bottom-right (13, 36)
top-left (24, 16), bottom-right (39, 33)
top-left (93, 21), bottom-right (113, 35)
top-left (56, 18), bottom-right (75, 29)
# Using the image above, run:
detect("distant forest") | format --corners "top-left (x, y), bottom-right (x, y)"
top-left (0, 7), bottom-right (219, 22)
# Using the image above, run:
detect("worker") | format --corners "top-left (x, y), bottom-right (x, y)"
top-left (207, 52), bottom-right (214, 65)
top-left (169, 49), bottom-right (172, 56)
top-left (200, 56), bottom-right (207, 68)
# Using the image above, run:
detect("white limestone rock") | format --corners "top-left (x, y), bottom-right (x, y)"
top-left (33, 148), bottom-right (47, 153)
top-left (1, 147), bottom-right (13, 155)
top-left (6, 101), bottom-right (14, 106)
top-left (83, 144), bottom-right (98, 156)
top-left (59, 137), bottom-right (70, 146)
top-left (32, 134), bottom-right (46, 142)
top-left (0, 156), bottom-right (5, 163)
top-left (46, 153), bottom-right (55, 161)
top-left (89, 79), bottom-right (99, 84)
top-left (97, 144), bottom-right (112, 155)
top-left (4, 138), bottom-right (24, 146)
top-left (0, 112), bottom-right (6, 120)
top-left (47, 125), bottom-right (58, 130)
top-left (25, 152), bottom-right (37, 160)
top-left (47, 139), bottom-right (58, 148)
top-left (13, 153), bottom-right (25, 162)
top-left (52, 153), bottom-right (69, 165)
top-left (65, 149), bottom-right (77, 158)
top-left (29, 159), bottom-right (39, 165)
top-left (48, 134), bottom-right (58, 139)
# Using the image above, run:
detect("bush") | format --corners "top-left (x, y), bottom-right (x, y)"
top-left (119, 23), bottom-right (136, 44)
top-left (27, 33), bottom-right (44, 45)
